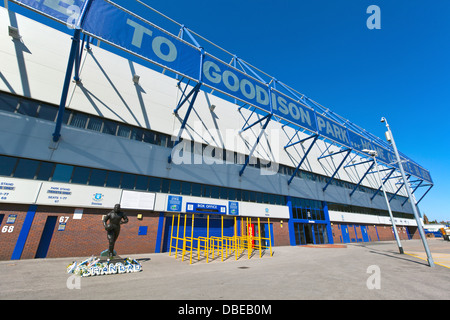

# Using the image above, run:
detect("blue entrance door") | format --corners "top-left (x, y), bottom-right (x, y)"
top-left (360, 225), bottom-right (370, 242)
top-left (341, 224), bottom-right (350, 243)
top-left (35, 216), bottom-right (57, 258)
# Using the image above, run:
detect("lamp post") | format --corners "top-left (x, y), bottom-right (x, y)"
top-left (381, 117), bottom-right (434, 267)
top-left (362, 149), bottom-right (404, 254)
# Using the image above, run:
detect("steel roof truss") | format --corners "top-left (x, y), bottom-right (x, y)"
top-left (287, 135), bottom-right (319, 185)
top-left (322, 149), bottom-right (352, 192)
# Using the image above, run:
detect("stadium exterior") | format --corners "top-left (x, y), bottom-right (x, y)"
top-left (0, 2), bottom-right (433, 260)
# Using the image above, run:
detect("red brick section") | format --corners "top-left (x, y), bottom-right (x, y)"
top-left (331, 222), bottom-right (419, 244)
top-left (0, 204), bottom-right (29, 260)
top-left (0, 204), bottom-right (163, 260)
top-left (0, 203), bottom-right (290, 260)
top-left (1, 202), bottom-right (416, 260)
top-left (270, 219), bottom-right (290, 247)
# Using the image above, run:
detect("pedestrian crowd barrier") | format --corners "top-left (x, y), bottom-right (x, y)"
top-left (169, 214), bottom-right (273, 264)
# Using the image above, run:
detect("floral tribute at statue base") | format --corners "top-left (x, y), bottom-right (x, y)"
top-left (66, 256), bottom-right (142, 277)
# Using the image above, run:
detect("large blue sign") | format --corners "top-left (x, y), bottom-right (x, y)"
top-left (347, 129), bottom-right (373, 152)
top-left (81, 0), bottom-right (201, 80)
top-left (10, 0), bottom-right (432, 183)
top-left (271, 89), bottom-right (317, 133)
top-left (316, 113), bottom-right (350, 146)
top-left (11, 0), bottom-right (88, 25)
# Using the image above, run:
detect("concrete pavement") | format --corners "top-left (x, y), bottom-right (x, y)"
top-left (0, 239), bottom-right (449, 300)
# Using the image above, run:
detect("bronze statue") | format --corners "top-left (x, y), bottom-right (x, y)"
top-left (103, 204), bottom-right (129, 258)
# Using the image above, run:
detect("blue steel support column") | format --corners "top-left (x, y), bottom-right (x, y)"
top-left (74, 33), bottom-right (87, 83)
top-left (173, 80), bottom-right (197, 115)
top-left (168, 82), bottom-right (201, 163)
top-left (323, 201), bottom-right (334, 244)
top-left (286, 196), bottom-right (297, 246)
top-left (287, 135), bottom-right (318, 185)
top-left (389, 174), bottom-right (410, 202)
top-left (154, 212), bottom-right (165, 253)
top-left (414, 184), bottom-right (433, 206)
top-left (322, 149), bottom-right (352, 192)
top-left (401, 180), bottom-right (423, 206)
top-left (239, 113), bottom-right (270, 133)
top-left (349, 161), bottom-right (375, 197)
top-left (52, 28), bottom-right (81, 142)
top-left (371, 168), bottom-right (395, 200)
top-left (239, 114), bottom-right (272, 176)
top-left (11, 205), bottom-right (37, 260)
top-left (52, 0), bottom-right (92, 142)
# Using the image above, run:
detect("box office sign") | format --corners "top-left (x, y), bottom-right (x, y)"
top-left (36, 182), bottom-right (121, 208)
top-left (186, 202), bottom-right (227, 215)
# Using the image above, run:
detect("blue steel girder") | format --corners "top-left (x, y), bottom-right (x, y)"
top-left (388, 174), bottom-right (410, 202)
top-left (173, 80), bottom-right (198, 114)
top-left (322, 149), bottom-right (352, 192)
top-left (52, 28), bottom-right (82, 142)
top-left (344, 159), bottom-right (373, 169)
top-left (240, 113), bottom-right (270, 134)
top-left (284, 131), bottom-right (313, 150)
top-left (415, 184), bottom-right (433, 206)
top-left (370, 168), bottom-right (396, 200)
top-left (349, 161), bottom-right (375, 197)
top-left (52, 0), bottom-right (93, 142)
top-left (239, 114), bottom-right (272, 176)
top-left (287, 135), bottom-right (319, 185)
top-left (317, 145), bottom-right (350, 161)
top-left (168, 82), bottom-right (202, 163)
top-left (401, 180), bottom-right (423, 206)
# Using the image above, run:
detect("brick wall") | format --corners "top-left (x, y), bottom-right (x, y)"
top-left (0, 204), bottom-right (162, 260)
top-left (0, 203), bottom-right (289, 260)
top-left (1, 202), bottom-right (420, 260)
top-left (0, 204), bottom-right (29, 260)
top-left (270, 219), bottom-right (290, 246)
top-left (332, 222), bottom-right (420, 244)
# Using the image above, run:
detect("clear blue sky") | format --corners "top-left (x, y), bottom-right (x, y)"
top-left (5, 0), bottom-right (450, 222)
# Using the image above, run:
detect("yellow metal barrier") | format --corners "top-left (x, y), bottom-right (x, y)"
top-left (168, 213), bottom-right (273, 264)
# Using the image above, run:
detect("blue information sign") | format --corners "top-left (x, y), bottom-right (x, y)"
top-left (167, 195), bottom-right (182, 212)
top-left (228, 201), bottom-right (239, 216)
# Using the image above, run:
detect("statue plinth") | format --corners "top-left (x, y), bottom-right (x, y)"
top-left (99, 249), bottom-right (122, 262)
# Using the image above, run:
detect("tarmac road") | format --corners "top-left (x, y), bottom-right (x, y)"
top-left (0, 239), bottom-right (449, 300)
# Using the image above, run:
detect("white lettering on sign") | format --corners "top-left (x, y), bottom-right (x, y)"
top-left (203, 60), bottom-right (313, 129)
top-left (366, 5), bottom-right (381, 30)
top-left (42, 0), bottom-right (76, 16)
top-left (126, 19), bottom-right (177, 62)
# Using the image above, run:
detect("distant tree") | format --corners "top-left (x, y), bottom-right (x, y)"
top-left (423, 214), bottom-right (429, 224)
